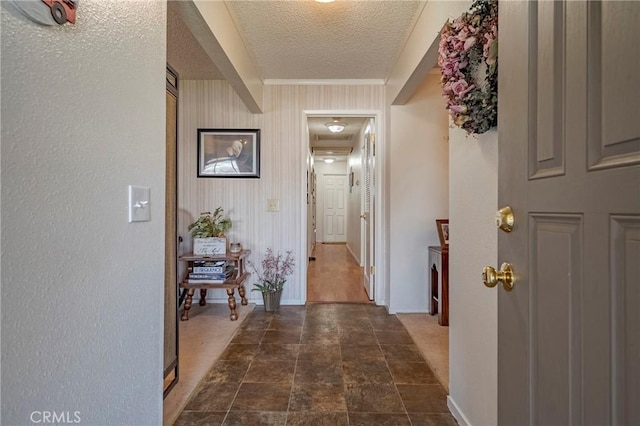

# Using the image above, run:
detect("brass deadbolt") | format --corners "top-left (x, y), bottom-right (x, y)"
top-left (496, 206), bottom-right (515, 233)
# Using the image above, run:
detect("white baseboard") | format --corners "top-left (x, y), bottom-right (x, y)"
top-left (387, 306), bottom-right (430, 314)
top-left (193, 296), bottom-right (304, 306)
top-left (447, 395), bottom-right (471, 426)
top-left (255, 298), bottom-right (304, 306)
top-left (345, 243), bottom-right (360, 264)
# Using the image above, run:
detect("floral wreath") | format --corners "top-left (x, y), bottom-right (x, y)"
top-left (438, 0), bottom-right (498, 135)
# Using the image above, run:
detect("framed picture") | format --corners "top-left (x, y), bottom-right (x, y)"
top-left (436, 219), bottom-right (449, 248)
top-left (197, 129), bottom-right (260, 178)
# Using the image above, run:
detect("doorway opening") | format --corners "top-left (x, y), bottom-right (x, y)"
top-left (304, 114), bottom-right (377, 303)
top-left (390, 69), bottom-right (451, 392)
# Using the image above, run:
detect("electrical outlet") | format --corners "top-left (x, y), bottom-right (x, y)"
top-left (267, 199), bottom-right (280, 212)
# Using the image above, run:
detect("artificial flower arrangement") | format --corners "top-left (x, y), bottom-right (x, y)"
top-left (438, 0), bottom-right (498, 135)
top-left (249, 248), bottom-right (295, 294)
top-left (188, 207), bottom-right (232, 238)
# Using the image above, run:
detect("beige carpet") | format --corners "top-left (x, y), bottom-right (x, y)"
top-left (163, 302), bottom-right (255, 425)
top-left (397, 313), bottom-right (450, 392)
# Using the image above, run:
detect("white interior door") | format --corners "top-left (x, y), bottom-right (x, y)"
top-left (498, 1), bottom-right (640, 424)
top-left (323, 174), bottom-right (347, 243)
top-left (311, 170), bottom-right (317, 249)
top-left (362, 123), bottom-right (375, 300)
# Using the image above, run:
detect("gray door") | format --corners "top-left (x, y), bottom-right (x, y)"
top-left (498, 1), bottom-right (640, 424)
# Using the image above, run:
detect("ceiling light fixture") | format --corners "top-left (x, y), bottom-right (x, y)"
top-left (315, 0), bottom-right (335, 3)
top-left (323, 158), bottom-right (335, 164)
top-left (325, 118), bottom-right (347, 133)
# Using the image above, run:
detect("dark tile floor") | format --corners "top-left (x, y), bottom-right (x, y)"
top-left (175, 304), bottom-right (457, 426)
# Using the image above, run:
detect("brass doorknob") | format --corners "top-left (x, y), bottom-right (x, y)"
top-left (360, 214), bottom-right (366, 219)
top-left (482, 262), bottom-right (515, 291)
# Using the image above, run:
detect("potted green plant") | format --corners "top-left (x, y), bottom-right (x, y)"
top-left (249, 248), bottom-right (295, 312)
top-left (188, 207), bottom-right (232, 255)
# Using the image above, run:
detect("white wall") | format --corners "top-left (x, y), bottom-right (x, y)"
top-left (178, 82), bottom-right (385, 305)
top-left (448, 127), bottom-right (498, 426)
top-left (383, 0), bottom-right (470, 311)
top-left (388, 74), bottom-right (449, 313)
top-left (1, 2), bottom-right (166, 424)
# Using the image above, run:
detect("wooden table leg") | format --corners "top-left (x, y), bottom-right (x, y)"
top-left (199, 289), bottom-right (207, 306)
top-left (181, 288), bottom-right (195, 321)
top-left (440, 252), bottom-right (449, 326)
top-left (226, 288), bottom-right (238, 321)
top-left (430, 265), bottom-right (438, 316)
top-left (238, 284), bottom-right (248, 306)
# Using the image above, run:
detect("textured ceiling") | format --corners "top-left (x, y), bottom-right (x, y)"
top-left (308, 117), bottom-right (366, 142)
top-left (167, 1), bottom-right (225, 80)
top-left (167, 1), bottom-right (424, 148)
top-left (167, 0), bottom-right (426, 81)
top-left (308, 117), bottom-right (368, 162)
top-left (226, 0), bottom-right (425, 80)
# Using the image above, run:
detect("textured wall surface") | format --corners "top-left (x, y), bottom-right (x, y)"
top-left (448, 127), bottom-right (498, 425)
top-left (178, 81), bottom-right (385, 305)
top-left (1, 1), bottom-right (166, 424)
top-left (389, 74), bottom-right (449, 313)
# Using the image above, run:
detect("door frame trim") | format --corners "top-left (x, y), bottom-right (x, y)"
top-left (163, 64), bottom-right (179, 399)
top-left (300, 109), bottom-right (386, 306)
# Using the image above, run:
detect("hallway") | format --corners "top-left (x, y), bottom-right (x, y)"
top-left (175, 304), bottom-right (456, 425)
top-left (306, 244), bottom-right (371, 303)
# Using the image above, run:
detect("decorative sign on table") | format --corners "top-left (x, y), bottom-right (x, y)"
top-left (193, 237), bottom-right (227, 256)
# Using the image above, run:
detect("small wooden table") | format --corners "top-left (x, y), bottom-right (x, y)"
top-left (178, 250), bottom-right (251, 321)
top-left (428, 246), bottom-right (449, 326)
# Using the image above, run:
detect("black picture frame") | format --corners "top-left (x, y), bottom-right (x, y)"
top-left (197, 128), bottom-right (260, 178)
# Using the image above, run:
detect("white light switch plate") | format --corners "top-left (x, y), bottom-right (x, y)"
top-left (128, 185), bottom-right (150, 223)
